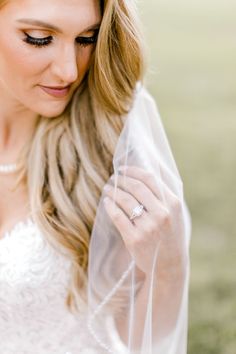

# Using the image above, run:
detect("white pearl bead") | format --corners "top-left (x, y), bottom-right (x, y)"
top-left (0, 163), bottom-right (18, 174)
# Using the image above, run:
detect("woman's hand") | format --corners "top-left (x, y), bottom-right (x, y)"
top-left (103, 165), bottom-right (186, 278)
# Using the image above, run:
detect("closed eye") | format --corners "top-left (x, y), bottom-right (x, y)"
top-left (22, 31), bottom-right (99, 48)
top-left (76, 35), bottom-right (98, 47)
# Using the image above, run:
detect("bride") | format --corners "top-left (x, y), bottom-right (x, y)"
top-left (0, 0), bottom-right (191, 353)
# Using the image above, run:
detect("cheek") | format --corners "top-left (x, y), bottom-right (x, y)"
top-left (77, 46), bottom-right (94, 77)
top-left (0, 36), bottom-right (47, 85)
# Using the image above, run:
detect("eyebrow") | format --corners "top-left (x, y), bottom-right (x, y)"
top-left (16, 18), bottom-right (101, 34)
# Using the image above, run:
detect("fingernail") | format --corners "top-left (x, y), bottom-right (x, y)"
top-left (104, 184), bottom-right (112, 191)
top-left (118, 165), bottom-right (127, 171)
top-left (103, 197), bottom-right (110, 204)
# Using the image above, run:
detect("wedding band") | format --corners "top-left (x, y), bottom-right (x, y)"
top-left (129, 204), bottom-right (144, 221)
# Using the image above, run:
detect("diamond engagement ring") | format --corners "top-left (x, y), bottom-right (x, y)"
top-left (129, 204), bottom-right (145, 221)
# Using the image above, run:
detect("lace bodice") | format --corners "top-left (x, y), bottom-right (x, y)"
top-left (0, 217), bottom-right (125, 354)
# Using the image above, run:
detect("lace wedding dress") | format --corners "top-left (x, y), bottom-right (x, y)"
top-left (0, 216), bottom-right (126, 354)
top-left (0, 86), bottom-right (191, 354)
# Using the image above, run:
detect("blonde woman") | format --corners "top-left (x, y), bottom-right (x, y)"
top-left (0, 0), bottom-right (191, 353)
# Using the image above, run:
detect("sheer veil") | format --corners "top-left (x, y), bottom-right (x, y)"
top-left (86, 83), bottom-right (191, 353)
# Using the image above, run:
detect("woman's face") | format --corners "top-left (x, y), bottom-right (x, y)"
top-left (0, 0), bottom-right (101, 118)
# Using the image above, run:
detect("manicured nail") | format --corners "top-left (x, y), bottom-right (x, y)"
top-left (118, 165), bottom-right (127, 171)
top-left (103, 197), bottom-right (110, 204)
top-left (104, 184), bottom-right (112, 191)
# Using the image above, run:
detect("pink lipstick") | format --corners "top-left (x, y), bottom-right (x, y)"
top-left (39, 85), bottom-right (70, 98)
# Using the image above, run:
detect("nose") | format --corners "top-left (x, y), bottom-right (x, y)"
top-left (51, 43), bottom-right (78, 85)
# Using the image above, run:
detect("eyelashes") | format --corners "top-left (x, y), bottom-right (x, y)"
top-left (22, 32), bottom-right (98, 48)
top-left (23, 33), bottom-right (52, 47)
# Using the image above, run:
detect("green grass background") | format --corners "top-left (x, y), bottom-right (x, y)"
top-left (139, 0), bottom-right (236, 353)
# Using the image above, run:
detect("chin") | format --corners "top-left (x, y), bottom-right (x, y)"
top-left (34, 103), bottom-right (69, 118)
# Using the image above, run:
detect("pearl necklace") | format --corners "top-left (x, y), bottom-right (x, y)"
top-left (0, 163), bottom-right (19, 174)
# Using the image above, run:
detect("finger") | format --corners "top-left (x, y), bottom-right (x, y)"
top-left (116, 165), bottom-right (163, 200)
top-left (103, 196), bottom-right (137, 244)
top-left (109, 174), bottom-right (162, 214)
top-left (103, 184), bottom-right (149, 225)
top-left (115, 165), bottom-right (182, 209)
top-left (103, 183), bottom-right (169, 236)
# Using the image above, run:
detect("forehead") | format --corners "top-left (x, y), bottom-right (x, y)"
top-left (2, 0), bottom-right (101, 31)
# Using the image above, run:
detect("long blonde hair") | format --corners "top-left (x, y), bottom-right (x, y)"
top-left (3, 0), bottom-right (146, 311)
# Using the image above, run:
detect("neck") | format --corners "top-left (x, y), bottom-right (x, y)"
top-left (0, 86), bottom-right (40, 161)
top-left (0, 115), bottom-right (40, 163)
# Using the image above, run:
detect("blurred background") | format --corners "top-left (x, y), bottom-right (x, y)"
top-left (138, 0), bottom-right (236, 353)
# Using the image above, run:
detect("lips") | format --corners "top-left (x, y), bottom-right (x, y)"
top-left (39, 85), bottom-right (71, 98)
